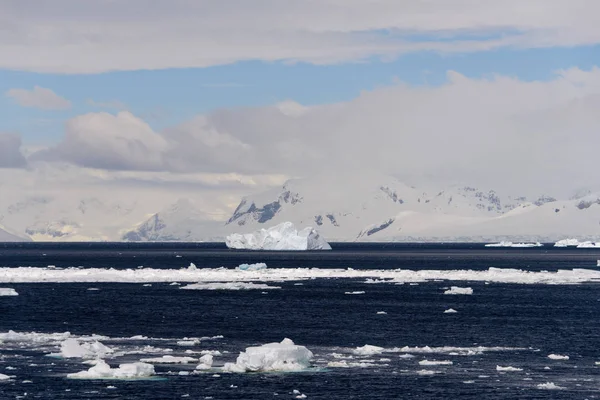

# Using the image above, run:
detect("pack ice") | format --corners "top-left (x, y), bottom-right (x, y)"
top-left (222, 338), bottom-right (313, 372)
top-left (67, 360), bottom-right (155, 379)
top-left (225, 222), bottom-right (332, 250)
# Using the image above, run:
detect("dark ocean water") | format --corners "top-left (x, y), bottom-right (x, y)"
top-left (1, 243), bottom-right (600, 399)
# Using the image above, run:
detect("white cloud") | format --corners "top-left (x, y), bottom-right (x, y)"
top-left (86, 99), bottom-right (128, 111)
top-left (0, 0), bottom-right (599, 73)
top-left (5, 86), bottom-right (71, 110)
top-left (0, 133), bottom-right (27, 168)
top-left (36, 67), bottom-right (600, 196)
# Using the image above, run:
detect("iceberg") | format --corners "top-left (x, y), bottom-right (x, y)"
top-left (195, 354), bottom-right (214, 370)
top-left (537, 382), bottom-right (565, 390)
top-left (222, 338), bottom-right (313, 373)
top-left (0, 288), bottom-right (18, 296)
top-left (443, 286), bottom-right (473, 295)
top-left (353, 345), bottom-right (385, 356)
top-left (496, 365), bottom-right (523, 372)
top-left (576, 241), bottom-right (600, 248)
top-left (225, 222), bottom-right (331, 250)
top-left (554, 238), bottom-right (581, 247)
top-left (140, 355), bottom-right (197, 364)
top-left (67, 360), bottom-right (155, 379)
top-left (547, 354), bottom-right (569, 360)
top-left (58, 338), bottom-right (113, 359)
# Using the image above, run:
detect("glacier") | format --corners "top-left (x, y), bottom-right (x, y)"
top-left (225, 222), bottom-right (331, 250)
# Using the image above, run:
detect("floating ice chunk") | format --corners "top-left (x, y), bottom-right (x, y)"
top-left (0, 288), bottom-right (18, 296)
top-left (0, 373), bottom-right (11, 380)
top-left (496, 365), bottom-right (523, 372)
top-left (180, 282), bottom-right (280, 290)
top-left (67, 360), bottom-right (155, 379)
top-left (394, 345), bottom-right (524, 356)
top-left (225, 222), bottom-right (331, 251)
top-left (195, 354), bottom-right (213, 370)
top-left (444, 287), bottom-right (473, 295)
top-left (485, 242), bottom-right (542, 248)
top-left (353, 345), bottom-right (384, 356)
top-left (327, 360), bottom-right (379, 368)
top-left (345, 291), bottom-right (365, 295)
top-left (419, 360), bottom-right (453, 366)
top-left (537, 382), bottom-right (564, 390)
top-left (58, 338), bottom-right (113, 359)
top-left (576, 241), bottom-right (600, 248)
top-left (416, 369), bottom-right (439, 375)
top-left (236, 263), bottom-right (267, 271)
top-left (376, 311), bottom-right (387, 315)
top-left (554, 239), bottom-right (581, 247)
top-left (222, 338), bottom-right (313, 373)
top-left (443, 308), bottom-right (458, 313)
top-left (140, 355), bottom-right (197, 364)
top-left (547, 354), bottom-right (569, 360)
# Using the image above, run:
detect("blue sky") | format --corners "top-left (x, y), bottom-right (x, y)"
top-left (3, 43), bottom-right (600, 145)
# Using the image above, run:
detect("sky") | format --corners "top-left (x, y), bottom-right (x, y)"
top-left (2, 0), bottom-right (600, 203)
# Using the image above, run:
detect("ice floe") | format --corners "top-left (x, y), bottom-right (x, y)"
top-left (537, 382), bottom-right (564, 390)
top-left (554, 238), bottom-right (582, 247)
top-left (576, 241), bottom-right (600, 248)
top-left (3, 266), bottom-right (600, 285)
top-left (496, 365), bottom-right (523, 372)
top-left (67, 360), bottom-right (155, 379)
top-left (195, 354), bottom-right (214, 370)
top-left (443, 287), bottom-right (473, 295)
top-left (353, 345), bottom-right (385, 356)
top-left (222, 338), bottom-right (313, 373)
top-left (344, 291), bottom-right (365, 295)
top-left (225, 222), bottom-right (331, 250)
top-left (139, 355), bottom-right (197, 364)
top-left (416, 369), bottom-right (439, 375)
top-left (180, 282), bottom-right (281, 290)
top-left (418, 360), bottom-right (452, 366)
top-left (0, 288), bottom-right (18, 296)
top-left (57, 338), bottom-right (113, 359)
top-left (392, 346), bottom-right (525, 356)
top-left (485, 242), bottom-right (543, 248)
top-left (443, 308), bottom-right (458, 313)
top-left (547, 354), bottom-right (569, 360)
top-left (0, 373), bottom-right (11, 381)
top-left (236, 263), bottom-right (267, 271)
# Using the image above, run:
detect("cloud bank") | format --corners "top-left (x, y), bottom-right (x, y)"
top-left (0, 133), bottom-right (27, 168)
top-left (1, 0), bottom-right (599, 73)
top-left (32, 67), bottom-right (600, 196)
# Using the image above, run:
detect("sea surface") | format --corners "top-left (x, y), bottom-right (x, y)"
top-left (1, 243), bottom-right (600, 399)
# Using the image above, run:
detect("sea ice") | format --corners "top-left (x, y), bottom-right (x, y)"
top-left (58, 338), bottom-right (113, 359)
top-left (222, 338), bottom-right (313, 373)
top-left (443, 287), bottom-right (473, 295)
top-left (195, 354), bottom-right (213, 370)
top-left (537, 382), bottom-right (564, 390)
top-left (326, 360), bottom-right (379, 368)
top-left (180, 282), bottom-right (281, 290)
top-left (344, 291), bottom-right (365, 295)
top-left (485, 242), bottom-right (542, 248)
top-left (0, 373), bottom-right (11, 380)
top-left (547, 354), bottom-right (569, 360)
top-left (236, 263), bottom-right (267, 271)
top-left (416, 369), bottom-right (439, 375)
top-left (0, 288), bottom-right (18, 296)
top-left (225, 222), bottom-right (332, 250)
top-left (496, 365), bottom-right (523, 372)
top-left (577, 241), bottom-right (600, 248)
top-left (67, 360), bottom-right (155, 379)
top-left (140, 355), bottom-right (197, 364)
top-left (443, 308), bottom-right (458, 313)
top-left (554, 238), bottom-right (581, 247)
top-left (419, 360), bottom-right (453, 366)
top-left (353, 345), bottom-right (385, 356)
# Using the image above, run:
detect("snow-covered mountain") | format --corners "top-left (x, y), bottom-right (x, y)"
top-left (0, 223), bottom-right (31, 242)
top-left (120, 174), bottom-right (600, 242)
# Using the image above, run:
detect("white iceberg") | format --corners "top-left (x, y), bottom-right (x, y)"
top-left (554, 238), bottom-right (581, 247)
top-left (576, 241), bottom-right (600, 248)
top-left (58, 338), bottom-right (113, 359)
top-left (195, 354), bottom-right (214, 370)
top-left (443, 308), bottom-right (458, 314)
top-left (419, 360), bottom-right (453, 366)
top-left (225, 222), bottom-right (331, 250)
top-left (443, 287), bottom-right (473, 295)
top-left (537, 382), bottom-right (564, 390)
top-left (67, 360), bottom-right (155, 379)
top-left (547, 354), bottom-right (569, 360)
top-left (0, 288), bottom-right (18, 296)
top-left (0, 373), bottom-right (11, 381)
top-left (353, 345), bottom-right (384, 356)
top-left (222, 338), bottom-right (313, 373)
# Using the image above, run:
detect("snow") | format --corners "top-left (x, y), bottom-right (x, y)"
top-left (547, 354), bottom-right (569, 360)
top-left (3, 266), bottom-right (600, 285)
top-left (140, 355), bottom-right (197, 364)
top-left (496, 365), bottom-right (523, 372)
top-left (353, 345), bottom-right (384, 356)
top-left (0, 288), bottom-right (18, 296)
top-left (58, 338), bottom-right (113, 359)
top-left (180, 282), bottom-right (281, 290)
top-left (67, 360), bottom-right (155, 379)
top-left (222, 338), bottom-right (313, 373)
top-left (443, 308), bottom-right (458, 313)
top-left (485, 242), bottom-right (543, 248)
top-left (537, 382), bottom-right (565, 390)
top-left (418, 360), bottom-right (453, 366)
top-left (225, 222), bottom-right (331, 250)
top-left (443, 287), bottom-right (473, 295)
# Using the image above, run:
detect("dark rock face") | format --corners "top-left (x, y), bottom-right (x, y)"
top-left (227, 190), bottom-right (302, 226)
